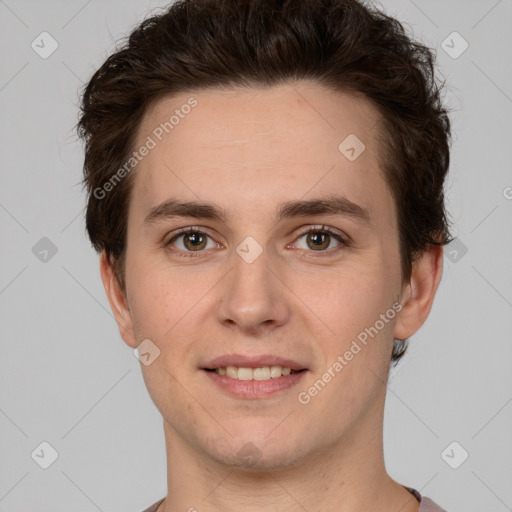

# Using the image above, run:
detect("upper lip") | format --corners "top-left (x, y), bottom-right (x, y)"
top-left (203, 354), bottom-right (308, 371)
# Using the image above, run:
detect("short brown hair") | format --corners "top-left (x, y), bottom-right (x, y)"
top-left (76, 0), bottom-right (453, 365)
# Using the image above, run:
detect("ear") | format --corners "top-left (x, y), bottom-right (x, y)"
top-left (394, 245), bottom-right (444, 340)
top-left (99, 251), bottom-right (137, 348)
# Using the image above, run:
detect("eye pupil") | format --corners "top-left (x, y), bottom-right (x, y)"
top-left (307, 232), bottom-right (329, 250)
top-left (184, 232), bottom-right (206, 250)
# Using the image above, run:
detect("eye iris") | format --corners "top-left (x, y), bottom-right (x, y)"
top-left (184, 232), bottom-right (207, 251)
top-left (307, 232), bottom-right (330, 250)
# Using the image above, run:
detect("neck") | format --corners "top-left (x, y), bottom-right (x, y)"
top-left (157, 393), bottom-right (420, 512)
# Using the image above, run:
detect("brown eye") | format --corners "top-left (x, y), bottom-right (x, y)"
top-left (305, 232), bottom-right (331, 250)
top-left (182, 232), bottom-right (207, 251)
top-left (294, 227), bottom-right (346, 252)
top-left (167, 229), bottom-right (216, 253)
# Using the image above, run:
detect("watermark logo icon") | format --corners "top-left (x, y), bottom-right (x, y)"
top-left (445, 238), bottom-right (468, 263)
top-left (32, 237), bottom-right (58, 263)
top-left (134, 338), bottom-right (161, 366)
top-left (31, 32), bottom-right (59, 59)
top-left (31, 441), bottom-right (59, 469)
top-left (441, 441), bottom-right (469, 469)
top-left (338, 134), bottom-right (366, 161)
top-left (236, 442), bottom-right (262, 466)
top-left (236, 236), bottom-right (263, 264)
top-left (441, 31), bottom-right (468, 59)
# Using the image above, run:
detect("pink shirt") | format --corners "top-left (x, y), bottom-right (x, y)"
top-left (140, 487), bottom-right (447, 511)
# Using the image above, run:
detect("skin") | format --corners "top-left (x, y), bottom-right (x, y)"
top-left (100, 81), bottom-right (443, 512)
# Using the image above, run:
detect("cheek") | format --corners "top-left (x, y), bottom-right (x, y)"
top-left (295, 266), bottom-right (392, 338)
top-left (301, 274), bottom-right (396, 423)
top-left (125, 249), bottom-right (173, 338)
top-left (126, 255), bottom-right (216, 360)
top-left (129, 279), bottom-right (182, 340)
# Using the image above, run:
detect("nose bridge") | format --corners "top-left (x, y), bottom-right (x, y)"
top-left (217, 238), bottom-right (289, 331)
top-left (232, 243), bottom-right (272, 295)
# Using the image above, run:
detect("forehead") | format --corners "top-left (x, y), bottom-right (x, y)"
top-left (136, 82), bottom-right (381, 154)
top-left (130, 82), bottom-right (392, 223)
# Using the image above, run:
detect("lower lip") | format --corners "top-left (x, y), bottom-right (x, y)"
top-left (202, 369), bottom-right (307, 399)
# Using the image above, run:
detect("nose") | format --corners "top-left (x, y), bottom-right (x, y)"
top-left (216, 246), bottom-right (290, 336)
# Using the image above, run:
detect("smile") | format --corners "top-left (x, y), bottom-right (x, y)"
top-left (207, 365), bottom-right (301, 380)
top-left (202, 367), bottom-right (307, 399)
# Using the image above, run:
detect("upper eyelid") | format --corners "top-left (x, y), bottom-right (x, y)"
top-left (166, 226), bottom-right (218, 243)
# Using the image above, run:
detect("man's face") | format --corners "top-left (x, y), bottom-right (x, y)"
top-left (121, 82), bottom-right (405, 468)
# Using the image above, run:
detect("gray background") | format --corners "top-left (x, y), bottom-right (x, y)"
top-left (1, 0), bottom-right (511, 510)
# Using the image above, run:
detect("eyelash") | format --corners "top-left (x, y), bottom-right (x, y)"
top-left (164, 225), bottom-right (350, 258)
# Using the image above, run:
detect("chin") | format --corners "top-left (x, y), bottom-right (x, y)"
top-left (202, 431), bottom-right (310, 472)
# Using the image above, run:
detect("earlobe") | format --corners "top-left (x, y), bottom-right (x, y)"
top-left (393, 245), bottom-right (444, 341)
top-left (99, 251), bottom-right (138, 348)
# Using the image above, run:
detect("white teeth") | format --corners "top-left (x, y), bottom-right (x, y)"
top-left (213, 365), bottom-right (296, 380)
top-left (270, 365), bottom-right (282, 378)
top-left (237, 367), bottom-right (254, 381)
top-left (226, 366), bottom-right (237, 378)
top-left (253, 367), bottom-right (270, 380)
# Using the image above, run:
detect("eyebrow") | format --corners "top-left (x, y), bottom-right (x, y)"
top-left (143, 195), bottom-right (371, 227)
